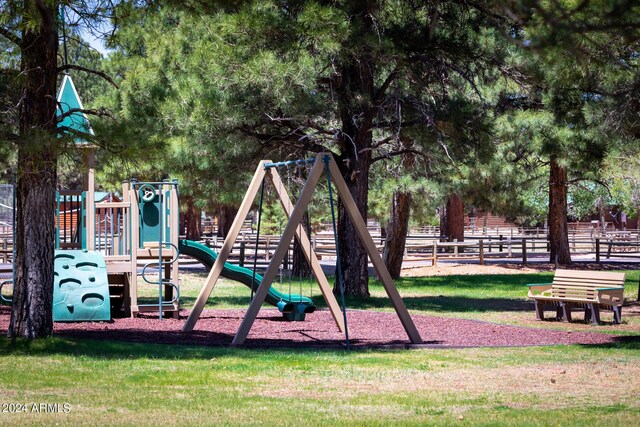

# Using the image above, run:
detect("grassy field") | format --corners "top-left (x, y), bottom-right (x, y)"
top-left (1, 269), bottom-right (639, 425)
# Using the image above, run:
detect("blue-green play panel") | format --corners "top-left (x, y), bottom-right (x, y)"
top-left (53, 250), bottom-right (111, 321)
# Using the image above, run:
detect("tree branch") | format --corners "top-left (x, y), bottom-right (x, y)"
top-left (57, 64), bottom-right (119, 88)
top-left (371, 148), bottom-right (431, 163)
top-left (0, 26), bottom-right (21, 46)
top-left (374, 68), bottom-right (398, 102)
top-left (56, 107), bottom-right (113, 121)
top-left (238, 126), bottom-right (329, 153)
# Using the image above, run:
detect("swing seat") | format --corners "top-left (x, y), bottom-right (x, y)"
top-left (277, 300), bottom-right (316, 321)
top-left (277, 300), bottom-right (294, 314)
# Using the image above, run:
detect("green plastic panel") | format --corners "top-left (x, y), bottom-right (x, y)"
top-left (138, 189), bottom-right (172, 248)
top-left (53, 250), bottom-right (111, 321)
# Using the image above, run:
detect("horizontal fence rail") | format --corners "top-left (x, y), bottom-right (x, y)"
top-left (178, 226), bottom-right (640, 270)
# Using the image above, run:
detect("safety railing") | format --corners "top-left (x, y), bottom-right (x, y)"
top-left (94, 201), bottom-right (133, 260)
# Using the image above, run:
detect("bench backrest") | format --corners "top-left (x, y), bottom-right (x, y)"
top-left (551, 269), bottom-right (625, 301)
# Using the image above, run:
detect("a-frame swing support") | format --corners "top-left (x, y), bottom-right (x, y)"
top-left (182, 153), bottom-right (423, 346)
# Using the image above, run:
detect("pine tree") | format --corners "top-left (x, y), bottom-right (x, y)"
top-left (507, 0), bottom-right (640, 263)
top-left (0, 1), bottom-right (130, 338)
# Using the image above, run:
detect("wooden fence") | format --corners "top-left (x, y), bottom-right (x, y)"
top-left (2, 225), bottom-right (640, 270)
top-left (184, 227), bottom-right (640, 268)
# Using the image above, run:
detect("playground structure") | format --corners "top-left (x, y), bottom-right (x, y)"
top-left (183, 153), bottom-right (424, 346)
top-left (2, 74), bottom-right (328, 322)
top-left (57, 178), bottom-right (182, 319)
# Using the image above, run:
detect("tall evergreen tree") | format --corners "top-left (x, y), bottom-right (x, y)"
top-left (1, 0), bottom-right (60, 338)
top-left (0, 1), bottom-right (131, 338)
top-left (507, 0), bottom-right (640, 263)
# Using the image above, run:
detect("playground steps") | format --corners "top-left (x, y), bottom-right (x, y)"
top-left (133, 303), bottom-right (180, 318)
top-left (107, 273), bottom-right (129, 317)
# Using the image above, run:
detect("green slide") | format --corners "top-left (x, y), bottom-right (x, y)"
top-left (179, 240), bottom-right (315, 320)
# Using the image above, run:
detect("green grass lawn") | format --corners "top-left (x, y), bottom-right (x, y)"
top-left (1, 269), bottom-right (639, 426)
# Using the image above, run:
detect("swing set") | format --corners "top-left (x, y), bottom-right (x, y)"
top-left (182, 153), bottom-right (423, 346)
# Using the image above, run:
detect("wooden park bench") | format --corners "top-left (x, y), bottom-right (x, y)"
top-left (527, 269), bottom-right (625, 325)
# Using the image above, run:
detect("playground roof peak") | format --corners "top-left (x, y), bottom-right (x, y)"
top-left (56, 74), bottom-right (94, 145)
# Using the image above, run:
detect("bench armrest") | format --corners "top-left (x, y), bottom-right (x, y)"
top-left (597, 287), bottom-right (625, 305)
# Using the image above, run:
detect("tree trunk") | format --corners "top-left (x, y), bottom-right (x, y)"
top-left (182, 196), bottom-right (202, 241)
top-left (446, 193), bottom-right (465, 243)
top-left (331, 3), bottom-right (387, 298)
top-left (9, 2), bottom-right (59, 339)
top-left (336, 149), bottom-right (372, 297)
top-left (439, 193), bottom-right (464, 251)
top-left (216, 205), bottom-right (237, 239)
top-left (548, 158), bottom-right (571, 264)
top-left (383, 190), bottom-right (412, 279)
top-left (334, 62), bottom-right (374, 298)
top-left (292, 212), bottom-right (312, 278)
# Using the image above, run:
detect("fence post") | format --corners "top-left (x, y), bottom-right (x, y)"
top-left (499, 234), bottom-right (503, 252)
top-left (432, 242), bottom-right (438, 266)
top-left (479, 240), bottom-right (484, 265)
top-left (507, 237), bottom-right (512, 257)
top-left (454, 239), bottom-right (458, 257)
top-left (595, 238), bottom-right (600, 263)
top-left (522, 239), bottom-right (527, 265)
top-left (265, 236), bottom-right (270, 262)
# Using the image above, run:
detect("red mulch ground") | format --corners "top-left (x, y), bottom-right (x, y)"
top-left (0, 305), bottom-right (631, 349)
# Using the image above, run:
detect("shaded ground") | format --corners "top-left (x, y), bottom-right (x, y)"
top-left (1, 305), bottom-right (634, 349)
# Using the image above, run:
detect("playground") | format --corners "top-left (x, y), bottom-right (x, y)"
top-left (2, 3), bottom-right (640, 425)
